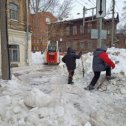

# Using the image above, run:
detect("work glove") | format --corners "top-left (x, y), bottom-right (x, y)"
top-left (112, 64), bottom-right (115, 69)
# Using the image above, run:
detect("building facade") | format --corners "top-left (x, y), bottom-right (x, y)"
top-left (0, 0), bottom-right (31, 68)
top-left (48, 16), bottom-right (119, 53)
top-left (30, 12), bottom-right (57, 52)
top-left (115, 33), bottom-right (126, 48)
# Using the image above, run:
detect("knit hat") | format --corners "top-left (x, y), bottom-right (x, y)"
top-left (101, 46), bottom-right (107, 51)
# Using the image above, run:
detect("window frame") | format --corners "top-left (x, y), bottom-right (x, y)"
top-left (80, 42), bottom-right (84, 49)
top-left (73, 25), bottom-right (77, 35)
top-left (88, 40), bottom-right (93, 50)
top-left (46, 17), bottom-right (51, 24)
top-left (65, 27), bottom-right (70, 36)
top-left (80, 25), bottom-right (84, 34)
top-left (87, 23), bottom-right (92, 33)
top-left (9, 45), bottom-right (20, 62)
top-left (9, 2), bottom-right (18, 21)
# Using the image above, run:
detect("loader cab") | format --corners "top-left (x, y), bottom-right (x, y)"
top-left (43, 41), bottom-right (60, 65)
top-left (48, 45), bottom-right (56, 52)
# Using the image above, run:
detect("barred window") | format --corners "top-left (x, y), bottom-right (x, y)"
top-left (9, 45), bottom-right (20, 62)
top-left (9, 3), bottom-right (18, 20)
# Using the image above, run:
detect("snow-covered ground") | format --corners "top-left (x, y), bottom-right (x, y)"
top-left (0, 47), bottom-right (126, 126)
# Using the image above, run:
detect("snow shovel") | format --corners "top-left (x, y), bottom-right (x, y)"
top-left (81, 56), bottom-right (85, 77)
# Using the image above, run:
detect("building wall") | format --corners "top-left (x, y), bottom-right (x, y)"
top-left (0, 30), bottom-right (1, 73)
top-left (8, 29), bottom-right (31, 66)
top-left (48, 20), bottom-right (95, 52)
top-left (0, 0), bottom-right (31, 70)
top-left (30, 12), bottom-right (57, 52)
top-left (115, 33), bottom-right (126, 48)
top-left (48, 17), bottom-right (119, 53)
top-left (7, 0), bottom-right (27, 31)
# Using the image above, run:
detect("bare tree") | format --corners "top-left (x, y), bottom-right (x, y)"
top-left (30, 0), bottom-right (73, 51)
top-left (119, 0), bottom-right (126, 35)
top-left (122, 0), bottom-right (126, 21)
top-left (30, 0), bottom-right (73, 20)
top-left (53, 0), bottom-right (73, 20)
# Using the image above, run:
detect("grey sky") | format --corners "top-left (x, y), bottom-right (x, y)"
top-left (70, 0), bottom-right (124, 19)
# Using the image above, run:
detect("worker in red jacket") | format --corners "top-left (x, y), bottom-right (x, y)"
top-left (86, 47), bottom-right (115, 90)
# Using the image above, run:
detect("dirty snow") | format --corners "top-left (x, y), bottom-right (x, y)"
top-left (0, 47), bottom-right (126, 126)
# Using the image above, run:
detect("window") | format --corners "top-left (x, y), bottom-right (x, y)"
top-left (46, 17), bottom-right (51, 24)
top-left (71, 42), bottom-right (77, 50)
top-left (37, 47), bottom-right (39, 50)
top-left (80, 25), bottom-right (84, 34)
top-left (34, 47), bottom-right (36, 51)
top-left (87, 23), bottom-right (92, 33)
top-left (9, 3), bottom-right (18, 20)
top-left (65, 27), bottom-right (70, 36)
top-left (48, 46), bottom-right (56, 52)
top-left (9, 45), bottom-right (19, 62)
top-left (66, 41), bottom-right (71, 48)
top-left (73, 26), bottom-right (77, 35)
top-left (88, 40), bottom-right (93, 50)
top-left (107, 30), bottom-right (110, 34)
top-left (80, 42), bottom-right (84, 49)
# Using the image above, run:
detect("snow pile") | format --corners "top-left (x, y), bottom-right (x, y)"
top-left (32, 52), bottom-right (44, 64)
top-left (108, 47), bottom-right (126, 75)
top-left (31, 47), bottom-right (126, 76)
top-left (24, 88), bottom-right (52, 108)
top-left (85, 122), bottom-right (92, 126)
top-left (74, 47), bottom-right (126, 77)
top-left (0, 47), bottom-right (126, 126)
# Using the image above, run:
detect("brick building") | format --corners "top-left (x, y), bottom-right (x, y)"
top-left (115, 33), bottom-right (126, 48)
top-left (48, 16), bottom-right (119, 53)
top-left (30, 12), bottom-right (57, 52)
top-left (0, 0), bottom-right (31, 68)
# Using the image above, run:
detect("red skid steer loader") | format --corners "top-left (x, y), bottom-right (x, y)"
top-left (43, 41), bottom-right (60, 65)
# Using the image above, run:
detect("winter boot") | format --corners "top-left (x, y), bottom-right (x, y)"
top-left (106, 76), bottom-right (116, 80)
top-left (68, 78), bottom-right (74, 84)
top-left (84, 85), bottom-right (95, 90)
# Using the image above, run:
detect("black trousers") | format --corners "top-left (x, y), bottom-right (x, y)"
top-left (90, 67), bottom-right (111, 86)
top-left (68, 70), bottom-right (74, 81)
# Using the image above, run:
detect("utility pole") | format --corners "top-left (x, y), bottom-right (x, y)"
top-left (83, 6), bottom-right (86, 27)
top-left (111, 0), bottom-right (115, 46)
top-left (26, 0), bottom-right (29, 65)
top-left (96, 0), bottom-right (106, 47)
top-left (0, 0), bottom-right (11, 80)
top-left (98, 18), bottom-right (102, 47)
top-left (82, 6), bottom-right (85, 52)
top-left (83, 6), bottom-right (96, 49)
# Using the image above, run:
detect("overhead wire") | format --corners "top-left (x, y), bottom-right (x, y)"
top-left (75, 0), bottom-right (94, 15)
top-left (87, 0), bottom-right (95, 6)
top-left (74, 0), bottom-right (122, 18)
top-left (80, 0), bottom-right (95, 8)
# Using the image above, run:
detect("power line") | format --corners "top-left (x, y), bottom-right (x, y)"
top-left (80, 0), bottom-right (95, 8)
top-left (87, 0), bottom-right (95, 6)
top-left (75, 0), bottom-right (84, 7)
top-left (115, 4), bottom-right (120, 12)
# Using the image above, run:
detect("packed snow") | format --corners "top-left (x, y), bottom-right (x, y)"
top-left (0, 47), bottom-right (126, 126)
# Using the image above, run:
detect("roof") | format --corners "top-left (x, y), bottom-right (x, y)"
top-left (50, 14), bottom-right (119, 25)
